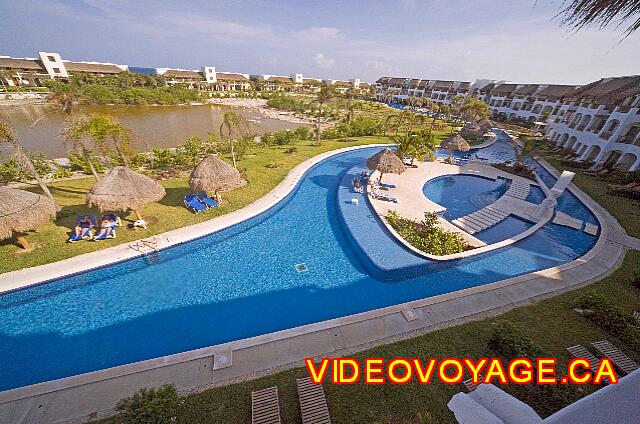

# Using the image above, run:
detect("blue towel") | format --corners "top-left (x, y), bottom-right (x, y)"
top-left (69, 227), bottom-right (92, 242)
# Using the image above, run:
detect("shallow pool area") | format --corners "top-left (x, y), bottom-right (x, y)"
top-left (0, 136), bottom-right (601, 392)
top-left (422, 174), bottom-right (510, 219)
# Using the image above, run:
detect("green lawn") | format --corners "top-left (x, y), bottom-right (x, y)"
top-left (93, 145), bottom-right (640, 424)
top-left (2, 137), bottom-right (398, 274)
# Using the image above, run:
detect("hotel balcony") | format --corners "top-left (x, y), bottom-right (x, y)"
top-left (599, 132), bottom-right (612, 140)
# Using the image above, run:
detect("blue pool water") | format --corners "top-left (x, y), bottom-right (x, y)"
top-left (0, 144), bottom-right (599, 391)
top-left (475, 216), bottom-right (534, 244)
top-left (422, 175), bottom-right (510, 219)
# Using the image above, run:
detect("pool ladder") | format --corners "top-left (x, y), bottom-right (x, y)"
top-left (129, 236), bottom-right (168, 264)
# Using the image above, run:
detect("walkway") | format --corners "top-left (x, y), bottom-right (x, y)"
top-left (451, 180), bottom-right (533, 234)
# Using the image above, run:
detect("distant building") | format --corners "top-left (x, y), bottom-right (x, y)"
top-left (0, 51), bottom-right (127, 87)
top-left (374, 74), bottom-right (640, 171)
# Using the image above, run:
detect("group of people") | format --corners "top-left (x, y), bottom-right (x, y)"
top-left (70, 214), bottom-right (121, 242)
top-left (352, 171), bottom-right (370, 193)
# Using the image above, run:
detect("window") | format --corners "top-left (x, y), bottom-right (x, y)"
top-left (53, 67), bottom-right (60, 73)
top-left (48, 56), bottom-right (56, 62)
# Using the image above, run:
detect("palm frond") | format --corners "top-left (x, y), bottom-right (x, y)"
top-left (558, 0), bottom-right (640, 37)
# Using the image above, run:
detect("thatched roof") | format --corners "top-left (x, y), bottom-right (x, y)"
top-left (0, 57), bottom-right (45, 71)
top-left (64, 61), bottom-right (125, 74)
top-left (477, 119), bottom-right (493, 132)
top-left (367, 149), bottom-right (405, 174)
top-left (461, 123), bottom-right (483, 139)
top-left (86, 166), bottom-right (165, 212)
top-left (443, 135), bottom-right (470, 152)
top-left (0, 187), bottom-right (56, 240)
top-left (189, 155), bottom-right (246, 193)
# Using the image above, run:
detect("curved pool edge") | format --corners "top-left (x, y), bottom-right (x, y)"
top-left (365, 170), bottom-right (554, 262)
top-left (0, 149), bottom-right (632, 424)
top-left (0, 143), bottom-right (391, 295)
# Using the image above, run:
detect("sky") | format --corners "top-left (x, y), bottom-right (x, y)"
top-left (1, 0), bottom-right (639, 85)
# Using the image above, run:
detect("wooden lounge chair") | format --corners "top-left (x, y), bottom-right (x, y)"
top-left (296, 377), bottom-right (331, 424)
top-left (591, 340), bottom-right (640, 376)
top-left (251, 386), bottom-right (281, 424)
top-left (463, 375), bottom-right (483, 392)
top-left (566, 344), bottom-right (610, 383)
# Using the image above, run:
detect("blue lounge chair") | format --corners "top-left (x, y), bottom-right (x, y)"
top-left (93, 226), bottom-right (116, 240)
top-left (68, 214), bottom-right (96, 242)
top-left (197, 193), bottom-right (220, 208)
top-left (185, 194), bottom-right (208, 213)
top-left (69, 227), bottom-right (93, 242)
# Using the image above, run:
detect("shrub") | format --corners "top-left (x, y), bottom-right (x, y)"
top-left (385, 211), bottom-right (467, 255)
top-left (115, 384), bottom-right (180, 424)
top-left (52, 168), bottom-right (73, 179)
top-left (67, 151), bottom-right (105, 174)
top-left (488, 321), bottom-right (544, 359)
top-left (574, 292), bottom-right (640, 350)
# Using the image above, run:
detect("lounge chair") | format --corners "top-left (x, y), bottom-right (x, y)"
top-left (591, 340), bottom-right (640, 376)
top-left (184, 194), bottom-right (208, 213)
top-left (463, 375), bottom-right (483, 392)
top-left (370, 187), bottom-right (398, 203)
top-left (69, 214), bottom-right (97, 242)
top-left (296, 377), bottom-right (331, 424)
top-left (566, 344), bottom-right (610, 383)
top-left (69, 226), bottom-right (93, 242)
top-left (251, 386), bottom-right (281, 424)
top-left (93, 214), bottom-right (119, 241)
top-left (197, 193), bottom-right (220, 208)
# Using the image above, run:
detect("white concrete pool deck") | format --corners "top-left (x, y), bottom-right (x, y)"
top-left (0, 149), bottom-right (638, 424)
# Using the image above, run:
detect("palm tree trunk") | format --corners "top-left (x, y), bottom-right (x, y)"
top-left (316, 102), bottom-right (323, 142)
top-left (230, 139), bottom-right (237, 169)
top-left (81, 145), bottom-right (99, 179)
top-left (112, 137), bottom-right (128, 167)
top-left (16, 234), bottom-right (31, 250)
top-left (14, 146), bottom-right (58, 209)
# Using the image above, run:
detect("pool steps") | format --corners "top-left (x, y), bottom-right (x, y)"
top-left (451, 180), bottom-right (532, 234)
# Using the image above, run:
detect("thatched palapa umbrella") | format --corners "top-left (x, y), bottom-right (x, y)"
top-left (367, 148), bottom-right (405, 183)
top-left (189, 155), bottom-right (246, 195)
top-left (442, 134), bottom-right (470, 163)
top-left (461, 123), bottom-right (483, 139)
top-left (87, 166), bottom-right (165, 221)
top-left (477, 118), bottom-right (493, 133)
top-left (0, 187), bottom-right (57, 250)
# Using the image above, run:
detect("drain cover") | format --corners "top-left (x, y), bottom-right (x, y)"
top-left (295, 263), bottom-right (308, 273)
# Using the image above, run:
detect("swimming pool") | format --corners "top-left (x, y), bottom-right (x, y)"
top-left (0, 143), bottom-right (599, 391)
top-left (422, 174), bottom-right (510, 219)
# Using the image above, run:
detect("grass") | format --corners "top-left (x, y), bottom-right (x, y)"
top-left (1, 137), bottom-right (396, 274)
top-left (95, 251), bottom-right (640, 424)
top-left (94, 139), bottom-right (640, 424)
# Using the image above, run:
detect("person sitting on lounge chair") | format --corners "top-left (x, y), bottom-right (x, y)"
top-left (213, 191), bottom-right (222, 204)
top-left (94, 214), bottom-right (118, 240)
top-left (69, 215), bottom-right (95, 242)
top-left (353, 177), bottom-right (362, 193)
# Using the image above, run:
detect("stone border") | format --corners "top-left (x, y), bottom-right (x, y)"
top-left (0, 144), bottom-right (390, 294)
top-left (0, 146), bottom-right (630, 424)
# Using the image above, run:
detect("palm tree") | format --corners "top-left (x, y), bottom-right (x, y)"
top-left (219, 111), bottom-right (250, 168)
top-left (395, 130), bottom-right (439, 166)
top-left (557, 0), bottom-right (640, 37)
top-left (87, 115), bottom-right (133, 167)
top-left (47, 81), bottom-right (79, 114)
top-left (314, 84), bottom-right (336, 142)
top-left (0, 120), bottom-right (58, 209)
top-left (421, 99), bottom-right (440, 134)
top-left (62, 115), bottom-right (100, 179)
top-left (460, 96), bottom-right (490, 122)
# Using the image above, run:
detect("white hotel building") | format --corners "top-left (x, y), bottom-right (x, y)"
top-left (375, 75), bottom-right (640, 171)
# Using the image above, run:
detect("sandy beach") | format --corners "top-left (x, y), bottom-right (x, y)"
top-left (207, 97), bottom-right (323, 128)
